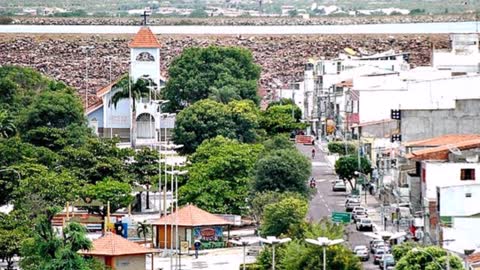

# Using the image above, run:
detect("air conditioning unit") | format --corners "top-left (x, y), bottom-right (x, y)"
top-left (466, 155), bottom-right (479, 163)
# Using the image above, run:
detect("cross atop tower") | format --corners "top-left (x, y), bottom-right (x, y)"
top-left (141, 10), bottom-right (150, 25)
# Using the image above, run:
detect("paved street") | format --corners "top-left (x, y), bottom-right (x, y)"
top-left (297, 143), bottom-right (381, 270)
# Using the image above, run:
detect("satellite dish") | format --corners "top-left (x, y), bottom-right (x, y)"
top-left (447, 144), bottom-right (462, 156)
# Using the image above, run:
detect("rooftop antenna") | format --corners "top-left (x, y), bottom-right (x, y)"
top-left (447, 144), bottom-right (462, 156)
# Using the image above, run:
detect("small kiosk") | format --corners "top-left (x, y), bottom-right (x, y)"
top-left (152, 204), bottom-right (232, 250)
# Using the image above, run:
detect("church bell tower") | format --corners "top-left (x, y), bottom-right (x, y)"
top-left (128, 26), bottom-right (161, 90)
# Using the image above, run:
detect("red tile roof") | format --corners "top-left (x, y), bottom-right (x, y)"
top-left (96, 76), bottom-right (124, 97)
top-left (406, 138), bottom-right (480, 161)
top-left (129, 27), bottom-right (161, 48)
top-left (151, 204), bottom-right (232, 227)
top-left (468, 252), bottom-right (480, 263)
top-left (404, 134), bottom-right (480, 148)
top-left (335, 79), bottom-right (353, 88)
top-left (79, 232), bottom-right (152, 256)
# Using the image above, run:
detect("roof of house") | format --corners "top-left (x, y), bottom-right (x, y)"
top-left (467, 252), bottom-right (480, 264)
top-left (79, 232), bottom-right (152, 256)
top-left (405, 138), bottom-right (480, 161)
top-left (335, 79), bottom-right (353, 88)
top-left (150, 204), bottom-right (232, 227)
top-left (129, 27), bottom-right (161, 48)
top-left (96, 76), bottom-right (124, 98)
top-left (351, 119), bottom-right (396, 128)
top-left (404, 134), bottom-right (480, 148)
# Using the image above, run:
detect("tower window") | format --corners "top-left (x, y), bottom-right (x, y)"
top-left (136, 52), bottom-right (155, 62)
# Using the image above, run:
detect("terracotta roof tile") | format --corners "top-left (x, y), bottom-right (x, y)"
top-left (96, 76), bottom-right (124, 97)
top-left (151, 204), bottom-right (232, 227)
top-left (79, 232), bottom-right (152, 256)
top-left (468, 252), bottom-right (480, 263)
top-left (405, 137), bottom-right (480, 161)
top-left (404, 134), bottom-right (480, 148)
top-left (129, 27), bottom-right (161, 48)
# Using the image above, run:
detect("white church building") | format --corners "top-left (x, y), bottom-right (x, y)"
top-left (86, 27), bottom-right (174, 146)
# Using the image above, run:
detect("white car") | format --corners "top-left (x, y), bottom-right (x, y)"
top-left (332, 180), bottom-right (347, 192)
top-left (356, 218), bottom-right (373, 231)
top-left (352, 209), bottom-right (368, 223)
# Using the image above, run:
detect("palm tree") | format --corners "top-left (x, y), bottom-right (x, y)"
top-left (110, 75), bottom-right (154, 148)
top-left (136, 220), bottom-right (150, 245)
top-left (209, 86), bottom-right (241, 104)
top-left (0, 109), bottom-right (16, 138)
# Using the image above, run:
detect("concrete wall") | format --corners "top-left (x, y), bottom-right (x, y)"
top-left (443, 217), bottom-right (480, 254)
top-left (439, 184), bottom-right (480, 217)
top-left (423, 162), bottom-right (480, 200)
top-left (114, 254), bottom-right (146, 270)
top-left (359, 120), bottom-right (398, 138)
top-left (355, 73), bottom-right (480, 124)
top-left (401, 99), bottom-right (480, 142)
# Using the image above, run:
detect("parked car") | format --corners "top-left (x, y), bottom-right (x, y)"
top-left (372, 242), bottom-right (390, 255)
top-left (370, 239), bottom-right (384, 252)
top-left (332, 180), bottom-right (347, 192)
top-left (353, 245), bottom-right (368, 253)
top-left (356, 218), bottom-right (373, 231)
top-left (346, 200), bottom-right (361, 212)
top-left (373, 248), bottom-right (390, 265)
top-left (379, 254), bottom-right (395, 269)
top-left (352, 207), bottom-right (367, 222)
top-left (355, 249), bottom-right (370, 261)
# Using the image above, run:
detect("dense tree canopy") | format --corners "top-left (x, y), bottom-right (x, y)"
top-left (179, 136), bottom-right (263, 214)
top-left (163, 46), bottom-right (261, 111)
top-left (254, 148), bottom-right (311, 195)
top-left (259, 196), bottom-right (308, 237)
top-left (260, 103), bottom-right (304, 134)
top-left (334, 155), bottom-right (372, 189)
top-left (395, 245), bottom-right (463, 270)
top-left (173, 99), bottom-right (260, 153)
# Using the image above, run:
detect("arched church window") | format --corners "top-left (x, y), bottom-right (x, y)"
top-left (136, 52), bottom-right (155, 62)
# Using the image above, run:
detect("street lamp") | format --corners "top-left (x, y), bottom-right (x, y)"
top-left (259, 236), bottom-right (291, 270)
top-left (305, 237), bottom-right (344, 270)
top-left (230, 239), bottom-right (259, 270)
top-left (411, 247), bottom-right (448, 270)
top-left (165, 169), bottom-right (188, 270)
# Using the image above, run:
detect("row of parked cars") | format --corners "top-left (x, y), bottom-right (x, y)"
top-left (353, 239), bottom-right (395, 269)
top-left (345, 195), bottom-right (373, 232)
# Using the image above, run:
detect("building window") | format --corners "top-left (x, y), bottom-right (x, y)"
top-left (460, 169), bottom-right (475, 180)
top-left (466, 193), bottom-right (472, 198)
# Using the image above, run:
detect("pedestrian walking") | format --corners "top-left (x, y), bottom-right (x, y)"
top-left (311, 148), bottom-right (316, 159)
top-left (194, 239), bottom-right (201, 259)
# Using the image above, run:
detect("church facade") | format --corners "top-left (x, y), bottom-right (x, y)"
top-left (86, 27), bottom-right (174, 147)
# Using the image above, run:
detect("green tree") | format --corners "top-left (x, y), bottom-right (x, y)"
top-left (392, 242), bottom-right (420, 261)
top-left (18, 88), bottom-right (85, 132)
top-left (395, 246), bottom-right (463, 270)
top-left (0, 109), bottom-right (16, 138)
top-left (20, 217), bottom-right (94, 270)
top-left (163, 46), bottom-right (261, 111)
top-left (110, 76), bottom-right (153, 148)
top-left (261, 134), bottom-right (295, 152)
top-left (327, 141), bottom-right (357, 156)
top-left (189, 8), bottom-right (209, 18)
top-left (12, 164), bottom-right (81, 219)
top-left (249, 191), bottom-right (305, 224)
top-left (130, 147), bottom-right (159, 209)
top-left (254, 149), bottom-right (311, 195)
top-left (259, 196), bottom-right (308, 237)
top-left (257, 220), bottom-right (361, 270)
top-left (173, 99), bottom-right (259, 154)
top-left (179, 136), bottom-right (263, 214)
top-left (0, 212), bottom-right (28, 270)
top-left (260, 104), bottom-right (304, 134)
top-left (59, 138), bottom-right (132, 185)
top-left (137, 220), bottom-right (150, 244)
top-left (83, 179), bottom-right (134, 217)
top-left (334, 155), bottom-right (372, 189)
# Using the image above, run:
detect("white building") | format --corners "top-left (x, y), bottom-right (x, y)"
top-left (433, 33), bottom-right (480, 73)
top-left (86, 27), bottom-right (174, 147)
top-left (439, 184), bottom-right (480, 254)
top-left (296, 49), bottom-right (409, 137)
top-left (406, 137), bottom-right (480, 246)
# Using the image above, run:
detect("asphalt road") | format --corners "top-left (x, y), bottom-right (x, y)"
top-left (297, 144), bottom-right (380, 270)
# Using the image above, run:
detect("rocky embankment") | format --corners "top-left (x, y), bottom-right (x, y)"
top-left (0, 33), bottom-right (450, 106)
top-left (11, 13), bottom-right (475, 26)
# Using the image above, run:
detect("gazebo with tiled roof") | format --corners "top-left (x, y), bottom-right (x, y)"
top-left (151, 204), bottom-right (232, 249)
top-left (79, 232), bottom-right (154, 270)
